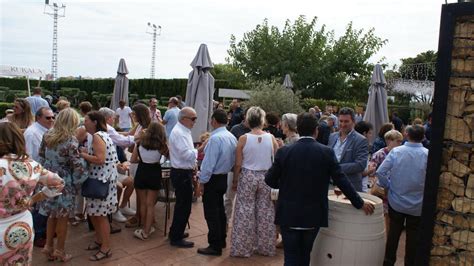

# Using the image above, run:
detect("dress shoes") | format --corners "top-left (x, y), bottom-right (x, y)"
top-left (170, 239), bottom-right (194, 248)
top-left (197, 246), bottom-right (222, 256)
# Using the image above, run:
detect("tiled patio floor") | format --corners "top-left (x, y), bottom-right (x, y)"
top-left (32, 198), bottom-right (405, 265)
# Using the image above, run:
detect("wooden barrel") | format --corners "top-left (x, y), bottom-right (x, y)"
top-left (310, 191), bottom-right (385, 265)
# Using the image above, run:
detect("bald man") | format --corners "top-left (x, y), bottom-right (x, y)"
top-left (168, 107), bottom-right (198, 248)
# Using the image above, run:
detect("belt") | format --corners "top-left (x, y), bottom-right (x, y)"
top-left (171, 168), bottom-right (193, 172)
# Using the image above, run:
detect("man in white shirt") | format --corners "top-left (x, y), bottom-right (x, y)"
top-left (115, 100), bottom-right (133, 131)
top-left (24, 106), bottom-right (54, 248)
top-left (162, 97), bottom-right (180, 138)
top-left (24, 107), bottom-right (55, 161)
top-left (26, 87), bottom-right (49, 115)
top-left (149, 98), bottom-right (162, 123)
top-left (169, 107), bottom-right (198, 248)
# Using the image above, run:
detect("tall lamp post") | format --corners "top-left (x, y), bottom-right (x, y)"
top-left (44, 0), bottom-right (66, 82)
top-left (147, 23), bottom-right (161, 79)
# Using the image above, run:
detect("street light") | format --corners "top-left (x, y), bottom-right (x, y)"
top-left (44, 0), bottom-right (66, 81)
top-left (146, 22), bottom-right (162, 79)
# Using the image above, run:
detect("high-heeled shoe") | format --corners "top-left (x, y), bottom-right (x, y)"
top-left (52, 249), bottom-right (72, 262)
top-left (41, 245), bottom-right (55, 261)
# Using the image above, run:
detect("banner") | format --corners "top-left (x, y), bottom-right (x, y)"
top-left (0, 65), bottom-right (46, 78)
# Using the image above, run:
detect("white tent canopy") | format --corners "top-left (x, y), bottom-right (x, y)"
top-left (0, 65), bottom-right (47, 96)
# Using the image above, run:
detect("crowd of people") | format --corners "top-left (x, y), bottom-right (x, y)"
top-left (0, 88), bottom-right (431, 265)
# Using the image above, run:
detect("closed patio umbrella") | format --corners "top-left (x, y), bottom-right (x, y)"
top-left (283, 74), bottom-right (293, 89)
top-left (185, 44), bottom-right (215, 142)
top-left (363, 64), bottom-right (389, 142)
top-left (110, 58), bottom-right (129, 110)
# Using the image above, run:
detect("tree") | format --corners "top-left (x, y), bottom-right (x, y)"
top-left (227, 16), bottom-right (387, 102)
top-left (210, 63), bottom-right (246, 90)
top-left (244, 80), bottom-right (303, 115)
top-left (390, 50), bottom-right (437, 105)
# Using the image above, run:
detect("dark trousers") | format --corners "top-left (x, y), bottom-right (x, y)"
top-left (203, 174), bottom-right (227, 249)
top-left (32, 209), bottom-right (48, 239)
top-left (169, 168), bottom-right (193, 241)
top-left (280, 226), bottom-right (319, 266)
top-left (384, 205), bottom-right (421, 266)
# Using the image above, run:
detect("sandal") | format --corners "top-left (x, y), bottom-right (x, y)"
top-left (52, 249), bottom-right (72, 262)
top-left (85, 241), bottom-right (102, 251)
top-left (89, 249), bottom-right (112, 261)
top-left (133, 229), bottom-right (148, 240)
top-left (41, 245), bottom-right (55, 261)
top-left (125, 216), bottom-right (139, 228)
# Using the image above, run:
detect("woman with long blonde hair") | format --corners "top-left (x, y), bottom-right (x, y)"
top-left (39, 108), bottom-right (87, 262)
top-left (7, 98), bottom-right (34, 130)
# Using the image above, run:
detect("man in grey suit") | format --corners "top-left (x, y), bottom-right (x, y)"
top-left (328, 107), bottom-right (368, 192)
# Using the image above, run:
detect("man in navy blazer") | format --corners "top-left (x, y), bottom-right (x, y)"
top-left (265, 113), bottom-right (374, 266)
top-left (328, 107), bottom-right (369, 192)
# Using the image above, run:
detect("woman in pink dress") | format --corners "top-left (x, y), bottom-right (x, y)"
top-left (0, 122), bottom-right (64, 265)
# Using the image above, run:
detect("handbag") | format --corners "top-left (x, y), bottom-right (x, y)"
top-left (81, 177), bottom-right (109, 200)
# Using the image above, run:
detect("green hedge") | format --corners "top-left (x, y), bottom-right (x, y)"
top-left (0, 102), bottom-right (14, 119)
top-left (301, 98), bottom-right (363, 111)
top-left (0, 78), bottom-right (233, 101)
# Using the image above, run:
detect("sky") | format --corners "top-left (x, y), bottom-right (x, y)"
top-left (0, 0), bottom-right (447, 79)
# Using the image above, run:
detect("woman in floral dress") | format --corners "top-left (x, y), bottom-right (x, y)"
top-left (80, 111), bottom-right (118, 261)
top-left (0, 122), bottom-right (64, 265)
top-left (38, 108), bottom-right (86, 262)
top-left (231, 107), bottom-right (279, 257)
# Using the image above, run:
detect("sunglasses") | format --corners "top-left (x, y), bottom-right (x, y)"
top-left (184, 116), bottom-right (197, 122)
top-left (45, 116), bottom-right (55, 121)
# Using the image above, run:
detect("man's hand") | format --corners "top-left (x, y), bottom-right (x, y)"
top-left (195, 183), bottom-right (204, 197)
top-left (362, 202), bottom-right (375, 215)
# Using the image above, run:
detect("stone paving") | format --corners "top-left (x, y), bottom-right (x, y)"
top-left (32, 198), bottom-right (405, 265)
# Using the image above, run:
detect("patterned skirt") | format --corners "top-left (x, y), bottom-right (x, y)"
top-left (0, 211), bottom-right (34, 265)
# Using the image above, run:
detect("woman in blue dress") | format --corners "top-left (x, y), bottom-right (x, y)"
top-left (39, 108), bottom-right (86, 262)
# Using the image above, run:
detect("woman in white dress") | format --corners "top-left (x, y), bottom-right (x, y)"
top-left (80, 111), bottom-right (118, 261)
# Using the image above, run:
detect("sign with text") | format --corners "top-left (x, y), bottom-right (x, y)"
top-left (0, 65), bottom-right (46, 78)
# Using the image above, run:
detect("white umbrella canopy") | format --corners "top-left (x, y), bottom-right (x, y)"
top-left (283, 74), bottom-right (294, 89)
top-left (363, 64), bottom-right (389, 142)
top-left (185, 44), bottom-right (215, 142)
top-left (110, 58), bottom-right (129, 110)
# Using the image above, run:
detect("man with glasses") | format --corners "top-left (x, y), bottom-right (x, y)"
top-left (168, 107), bottom-right (198, 248)
top-left (23, 106), bottom-right (54, 248)
top-left (24, 106), bottom-right (55, 161)
top-left (162, 97), bottom-right (181, 138)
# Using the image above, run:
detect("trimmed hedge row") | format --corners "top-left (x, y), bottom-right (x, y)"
top-left (0, 78), bottom-right (233, 100)
top-left (0, 102), bottom-right (14, 119)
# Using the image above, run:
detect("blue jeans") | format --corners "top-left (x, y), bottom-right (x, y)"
top-left (280, 226), bottom-right (320, 266)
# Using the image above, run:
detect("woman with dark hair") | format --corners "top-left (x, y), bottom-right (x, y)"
top-left (371, 123), bottom-right (395, 154)
top-left (0, 122), bottom-right (64, 265)
top-left (231, 106), bottom-right (279, 257)
top-left (80, 111), bottom-right (118, 261)
top-left (7, 98), bottom-right (34, 130)
top-left (125, 103), bottom-right (152, 228)
top-left (130, 122), bottom-right (168, 240)
top-left (39, 108), bottom-right (86, 262)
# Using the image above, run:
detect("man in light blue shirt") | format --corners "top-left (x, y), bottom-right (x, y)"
top-left (26, 87), bottom-right (49, 115)
top-left (197, 109), bottom-right (237, 256)
top-left (163, 97), bottom-right (180, 138)
top-left (376, 125), bottom-right (428, 266)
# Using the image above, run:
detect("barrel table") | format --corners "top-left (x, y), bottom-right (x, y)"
top-left (310, 191), bottom-right (385, 265)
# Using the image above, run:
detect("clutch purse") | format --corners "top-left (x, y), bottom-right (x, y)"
top-left (82, 178), bottom-right (109, 200)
